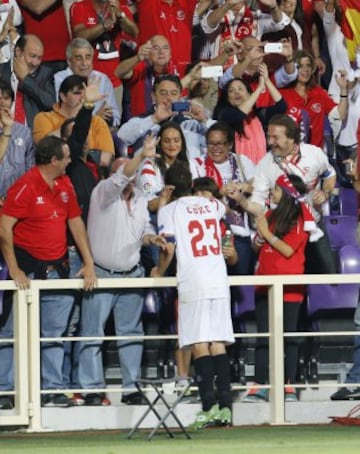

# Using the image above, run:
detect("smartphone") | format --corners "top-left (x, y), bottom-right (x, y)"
top-left (171, 101), bottom-right (191, 112)
top-left (264, 42), bottom-right (283, 54)
top-left (201, 65), bottom-right (224, 79)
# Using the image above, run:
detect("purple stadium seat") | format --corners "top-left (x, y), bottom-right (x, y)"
top-left (341, 244), bottom-right (360, 273)
top-left (307, 245), bottom-right (360, 317)
top-left (231, 285), bottom-right (255, 320)
top-left (327, 188), bottom-right (358, 217)
top-left (338, 188), bottom-right (358, 217)
top-left (323, 215), bottom-right (358, 251)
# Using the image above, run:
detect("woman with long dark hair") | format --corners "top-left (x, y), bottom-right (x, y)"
top-left (241, 173), bottom-right (317, 402)
top-left (136, 121), bottom-right (190, 212)
top-left (213, 63), bottom-right (287, 164)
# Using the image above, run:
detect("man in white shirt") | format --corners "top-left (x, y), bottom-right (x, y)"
top-left (239, 114), bottom-right (337, 274)
top-left (78, 135), bottom-right (166, 406)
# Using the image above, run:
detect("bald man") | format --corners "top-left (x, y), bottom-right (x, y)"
top-left (114, 34), bottom-right (187, 117)
top-left (0, 34), bottom-right (56, 128)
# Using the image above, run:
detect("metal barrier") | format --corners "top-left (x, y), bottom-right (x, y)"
top-left (0, 274), bottom-right (360, 431)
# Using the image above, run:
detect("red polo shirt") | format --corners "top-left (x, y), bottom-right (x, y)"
top-left (280, 85), bottom-right (337, 148)
top-left (3, 167), bottom-right (81, 261)
top-left (136, 0), bottom-right (197, 66)
top-left (70, 0), bottom-right (134, 87)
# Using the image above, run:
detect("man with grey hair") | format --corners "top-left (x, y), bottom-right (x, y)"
top-left (54, 37), bottom-right (121, 126)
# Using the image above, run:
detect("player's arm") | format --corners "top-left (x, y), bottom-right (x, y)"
top-left (151, 239), bottom-right (175, 277)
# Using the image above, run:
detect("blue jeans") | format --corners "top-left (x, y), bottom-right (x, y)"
top-left (62, 247), bottom-right (83, 389)
top-left (345, 303), bottom-right (360, 384)
top-left (78, 264), bottom-right (144, 392)
top-left (0, 269), bottom-right (74, 391)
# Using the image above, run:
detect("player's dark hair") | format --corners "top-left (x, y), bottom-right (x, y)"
top-left (192, 176), bottom-right (221, 199)
top-left (164, 160), bottom-right (192, 199)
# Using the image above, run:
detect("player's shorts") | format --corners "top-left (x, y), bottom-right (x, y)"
top-left (178, 297), bottom-right (235, 348)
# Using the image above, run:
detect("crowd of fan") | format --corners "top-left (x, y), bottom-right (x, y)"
top-left (0, 0), bottom-right (360, 413)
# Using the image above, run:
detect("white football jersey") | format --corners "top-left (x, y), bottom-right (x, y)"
top-left (158, 196), bottom-right (229, 302)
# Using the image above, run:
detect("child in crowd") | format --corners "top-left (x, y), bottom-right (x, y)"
top-left (236, 173), bottom-right (317, 402)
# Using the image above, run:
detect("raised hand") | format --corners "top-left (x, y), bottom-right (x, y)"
top-left (258, 62), bottom-right (269, 81)
top-left (186, 102), bottom-right (207, 123)
top-left (152, 102), bottom-right (173, 123)
top-left (84, 76), bottom-right (107, 104)
top-left (13, 53), bottom-right (29, 81)
top-left (138, 40), bottom-right (152, 61)
top-left (280, 38), bottom-right (294, 61)
top-left (335, 69), bottom-right (348, 91)
top-left (0, 108), bottom-right (14, 130)
top-left (141, 133), bottom-right (160, 159)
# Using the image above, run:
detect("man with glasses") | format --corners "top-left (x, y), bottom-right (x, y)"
top-left (135, 0), bottom-right (197, 68)
top-left (118, 74), bottom-right (214, 159)
top-left (33, 75), bottom-right (115, 168)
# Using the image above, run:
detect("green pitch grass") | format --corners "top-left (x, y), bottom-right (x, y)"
top-left (0, 426), bottom-right (359, 454)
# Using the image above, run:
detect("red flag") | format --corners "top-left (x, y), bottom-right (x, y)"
top-left (340, 0), bottom-right (360, 62)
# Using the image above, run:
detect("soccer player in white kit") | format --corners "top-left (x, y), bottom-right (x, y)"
top-left (154, 162), bottom-right (235, 429)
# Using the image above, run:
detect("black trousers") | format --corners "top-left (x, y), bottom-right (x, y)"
top-left (254, 295), bottom-right (302, 385)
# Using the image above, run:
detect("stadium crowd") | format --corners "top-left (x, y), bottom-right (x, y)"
top-left (0, 0), bottom-right (360, 429)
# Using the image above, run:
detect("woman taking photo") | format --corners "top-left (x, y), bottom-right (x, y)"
top-left (213, 63), bottom-right (287, 165)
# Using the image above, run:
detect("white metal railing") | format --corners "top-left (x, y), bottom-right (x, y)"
top-left (0, 274), bottom-right (359, 431)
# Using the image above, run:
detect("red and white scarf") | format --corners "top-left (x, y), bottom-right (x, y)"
top-left (276, 174), bottom-right (323, 242)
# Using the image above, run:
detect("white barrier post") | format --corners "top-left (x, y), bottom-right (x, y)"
top-left (268, 280), bottom-right (285, 425)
